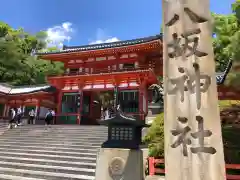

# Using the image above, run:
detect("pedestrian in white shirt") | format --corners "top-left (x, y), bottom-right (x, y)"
top-left (28, 109), bottom-right (35, 124)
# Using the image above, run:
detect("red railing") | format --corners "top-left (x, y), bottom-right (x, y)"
top-left (148, 157), bottom-right (240, 179)
top-left (226, 164), bottom-right (240, 180)
top-left (62, 65), bottom-right (155, 76)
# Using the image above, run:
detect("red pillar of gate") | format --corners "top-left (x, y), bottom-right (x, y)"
top-left (77, 84), bottom-right (83, 125)
top-left (139, 85), bottom-right (144, 120)
top-left (56, 90), bottom-right (62, 124)
top-left (89, 91), bottom-right (94, 119)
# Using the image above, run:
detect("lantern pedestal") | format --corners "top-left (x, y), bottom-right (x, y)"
top-left (95, 109), bottom-right (148, 180)
top-left (95, 148), bottom-right (144, 180)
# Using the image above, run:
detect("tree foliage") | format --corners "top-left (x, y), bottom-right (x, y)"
top-left (143, 113), bottom-right (164, 157)
top-left (213, 0), bottom-right (240, 88)
top-left (0, 21), bottom-right (64, 86)
top-left (213, 13), bottom-right (239, 71)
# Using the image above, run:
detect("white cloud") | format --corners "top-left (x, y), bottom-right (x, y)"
top-left (89, 37), bottom-right (120, 45)
top-left (89, 28), bottom-right (119, 45)
top-left (46, 22), bottom-right (74, 48)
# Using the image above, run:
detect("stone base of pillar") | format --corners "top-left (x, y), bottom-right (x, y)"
top-left (95, 148), bottom-right (144, 180)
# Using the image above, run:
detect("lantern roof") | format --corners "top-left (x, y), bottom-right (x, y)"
top-left (99, 109), bottom-right (149, 127)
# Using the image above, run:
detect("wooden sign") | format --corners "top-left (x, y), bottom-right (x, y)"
top-left (162, 0), bottom-right (226, 179)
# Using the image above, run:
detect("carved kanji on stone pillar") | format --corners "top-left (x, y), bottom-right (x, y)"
top-left (162, 0), bottom-right (226, 180)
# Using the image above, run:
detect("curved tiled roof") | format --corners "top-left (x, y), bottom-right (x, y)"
top-left (36, 34), bottom-right (162, 55)
top-left (0, 84), bottom-right (56, 95)
top-left (215, 59), bottom-right (232, 85)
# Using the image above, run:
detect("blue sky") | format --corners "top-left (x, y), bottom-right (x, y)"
top-left (0, 0), bottom-right (236, 47)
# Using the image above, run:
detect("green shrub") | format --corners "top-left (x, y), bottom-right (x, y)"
top-left (143, 112), bottom-right (164, 157)
top-left (143, 100), bottom-right (240, 158)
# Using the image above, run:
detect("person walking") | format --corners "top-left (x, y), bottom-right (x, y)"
top-left (45, 109), bottom-right (53, 126)
top-left (8, 108), bottom-right (17, 129)
top-left (28, 109), bottom-right (35, 124)
top-left (16, 107), bottom-right (22, 126)
top-left (51, 109), bottom-right (55, 124)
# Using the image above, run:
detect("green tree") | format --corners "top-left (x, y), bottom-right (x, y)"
top-left (232, 0), bottom-right (240, 22)
top-left (213, 0), bottom-right (240, 88)
top-left (0, 21), bottom-right (63, 85)
top-left (212, 13), bottom-right (239, 71)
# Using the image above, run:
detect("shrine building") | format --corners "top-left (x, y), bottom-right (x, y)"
top-left (0, 84), bottom-right (56, 123)
top-left (0, 34), bottom-right (237, 125)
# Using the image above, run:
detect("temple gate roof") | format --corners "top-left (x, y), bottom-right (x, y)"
top-left (37, 34), bottom-right (162, 55)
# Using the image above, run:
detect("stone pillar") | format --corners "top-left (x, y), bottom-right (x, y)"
top-left (162, 0), bottom-right (226, 179)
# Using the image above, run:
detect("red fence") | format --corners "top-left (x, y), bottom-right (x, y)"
top-left (148, 157), bottom-right (240, 179)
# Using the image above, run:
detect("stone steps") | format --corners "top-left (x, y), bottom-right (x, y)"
top-left (0, 121), bottom-right (10, 135)
top-left (0, 150), bottom-right (97, 163)
top-left (0, 147), bottom-right (97, 157)
top-left (0, 174), bottom-right (46, 180)
top-left (0, 134), bottom-right (108, 139)
top-left (0, 167), bottom-right (94, 180)
top-left (0, 142), bottom-right (101, 149)
top-left (0, 161), bottom-right (95, 176)
top-left (2, 134), bottom-right (107, 137)
top-left (0, 156), bottom-right (96, 169)
top-left (0, 144), bottom-right (99, 153)
top-left (6, 125), bottom-right (107, 129)
top-left (0, 138), bottom-right (106, 143)
top-left (0, 125), bottom-right (108, 179)
top-left (20, 131), bottom-right (107, 133)
top-left (0, 140), bottom-right (103, 147)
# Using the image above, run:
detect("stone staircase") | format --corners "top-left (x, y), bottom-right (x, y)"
top-left (0, 125), bottom-right (108, 180)
top-left (0, 119), bottom-right (9, 135)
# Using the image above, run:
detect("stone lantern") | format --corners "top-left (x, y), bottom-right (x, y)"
top-left (99, 108), bottom-right (148, 149)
